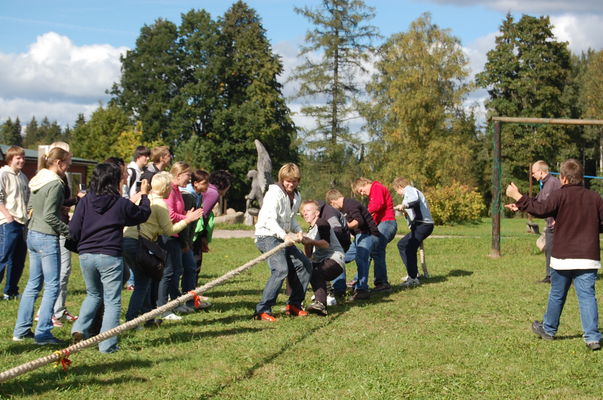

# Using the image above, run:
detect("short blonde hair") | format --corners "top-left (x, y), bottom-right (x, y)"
top-left (351, 177), bottom-right (372, 193)
top-left (5, 146), bottom-right (25, 164)
top-left (392, 177), bottom-right (410, 190)
top-left (151, 146), bottom-right (171, 163)
top-left (169, 161), bottom-right (191, 178)
top-left (325, 189), bottom-right (344, 203)
top-left (300, 200), bottom-right (319, 210)
top-left (151, 171), bottom-right (173, 198)
top-left (278, 163), bottom-right (301, 183)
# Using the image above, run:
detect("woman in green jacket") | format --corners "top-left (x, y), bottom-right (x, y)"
top-left (12, 147), bottom-right (71, 345)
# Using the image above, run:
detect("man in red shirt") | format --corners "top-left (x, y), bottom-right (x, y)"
top-left (352, 177), bottom-right (397, 291)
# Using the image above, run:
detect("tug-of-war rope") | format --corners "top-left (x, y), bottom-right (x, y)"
top-left (0, 240), bottom-right (293, 383)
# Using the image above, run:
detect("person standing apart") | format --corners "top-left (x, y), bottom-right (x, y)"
top-left (531, 160), bottom-right (561, 284)
top-left (392, 177), bottom-right (434, 287)
top-left (254, 163), bottom-right (311, 322)
top-left (506, 159), bottom-right (603, 351)
top-left (12, 148), bottom-right (72, 345)
top-left (351, 177), bottom-right (397, 291)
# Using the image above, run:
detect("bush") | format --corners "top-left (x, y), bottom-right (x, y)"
top-left (425, 181), bottom-right (485, 225)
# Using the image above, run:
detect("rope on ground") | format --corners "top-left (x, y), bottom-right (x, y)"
top-left (0, 239), bottom-right (294, 384)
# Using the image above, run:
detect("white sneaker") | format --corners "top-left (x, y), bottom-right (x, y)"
top-left (163, 312), bottom-right (182, 321)
top-left (400, 277), bottom-right (420, 288)
top-left (326, 295), bottom-right (337, 306)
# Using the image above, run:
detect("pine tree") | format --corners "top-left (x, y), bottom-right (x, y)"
top-left (476, 14), bottom-right (572, 187)
top-left (0, 118), bottom-right (22, 146)
top-left (291, 0), bottom-right (380, 160)
top-left (23, 117), bottom-right (40, 148)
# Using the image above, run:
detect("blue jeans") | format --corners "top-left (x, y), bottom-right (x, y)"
top-left (333, 233), bottom-right (378, 293)
top-left (0, 221), bottom-right (27, 297)
top-left (181, 248), bottom-right (197, 307)
top-left (72, 253), bottom-right (123, 353)
top-left (13, 231), bottom-right (60, 341)
top-left (543, 268), bottom-right (601, 343)
top-left (397, 222), bottom-right (434, 279)
top-left (371, 220), bottom-right (397, 285)
top-left (158, 237), bottom-right (183, 307)
top-left (255, 236), bottom-right (312, 314)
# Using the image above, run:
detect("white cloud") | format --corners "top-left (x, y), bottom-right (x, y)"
top-left (0, 32), bottom-right (126, 126)
top-left (425, 0), bottom-right (603, 13)
top-left (550, 14), bottom-right (603, 53)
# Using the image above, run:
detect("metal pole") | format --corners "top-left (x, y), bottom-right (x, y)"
top-left (490, 120), bottom-right (501, 257)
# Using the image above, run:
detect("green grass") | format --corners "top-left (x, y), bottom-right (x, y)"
top-left (1, 218), bottom-right (603, 399)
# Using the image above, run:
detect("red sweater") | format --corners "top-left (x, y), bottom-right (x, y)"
top-left (517, 184), bottom-right (603, 260)
top-left (368, 181), bottom-right (395, 224)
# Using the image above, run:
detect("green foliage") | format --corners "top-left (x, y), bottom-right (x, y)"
top-left (363, 13), bottom-right (477, 189)
top-left (111, 2), bottom-right (298, 209)
top-left (476, 14), bottom-right (572, 190)
top-left (22, 117), bottom-right (65, 148)
top-left (425, 181), bottom-right (486, 224)
top-left (70, 104), bottom-right (131, 162)
top-left (291, 0), bottom-right (379, 159)
top-left (0, 117), bottom-right (22, 146)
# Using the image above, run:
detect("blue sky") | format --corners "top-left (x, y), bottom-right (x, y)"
top-left (0, 0), bottom-right (602, 130)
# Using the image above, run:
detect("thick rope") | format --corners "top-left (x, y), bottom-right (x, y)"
top-left (0, 239), bottom-right (293, 383)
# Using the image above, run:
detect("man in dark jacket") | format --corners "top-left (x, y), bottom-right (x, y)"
top-left (506, 159), bottom-right (603, 351)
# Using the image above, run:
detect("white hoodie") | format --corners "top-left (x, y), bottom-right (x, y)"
top-left (254, 184), bottom-right (302, 240)
top-left (0, 165), bottom-right (29, 224)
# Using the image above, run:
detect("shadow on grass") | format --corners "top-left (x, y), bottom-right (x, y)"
top-left (144, 326), bottom-right (266, 347)
top-left (0, 357), bottom-right (155, 396)
top-left (201, 312), bottom-right (345, 399)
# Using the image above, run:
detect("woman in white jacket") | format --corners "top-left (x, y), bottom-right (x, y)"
top-left (254, 163), bottom-right (311, 322)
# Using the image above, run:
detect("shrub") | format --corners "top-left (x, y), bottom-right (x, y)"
top-left (424, 181), bottom-right (485, 225)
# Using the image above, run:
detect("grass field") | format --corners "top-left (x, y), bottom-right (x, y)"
top-left (1, 217), bottom-right (602, 399)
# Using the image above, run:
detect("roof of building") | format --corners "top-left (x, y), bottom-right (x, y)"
top-left (0, 144), bottom-right (97, 165)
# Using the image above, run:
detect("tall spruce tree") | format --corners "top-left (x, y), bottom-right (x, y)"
top-left (23, 117), bottom-right (40, 148)
top-left (291, 0), bottom-right (379, 160)
top-left (0, 118), bottom-right (23, 146)
top-left (476, 14), bottom-right (571, 187)
top-left (362, 13), bottom-right (475, 187)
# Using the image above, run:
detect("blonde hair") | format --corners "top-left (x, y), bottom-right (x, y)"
top-left (151, 171), bottom-right (173, 198)
top-left (300, 200), bottom-right (319, 210)
top-left (351, 177), bottom-right (372, 193)
top-left (38, 141), bottom-right (71, 170)
top-left (392, 177), bottom-right (410, 190)
top-left (325, 189), bottom-right (344, 203)
top-left (151, 146), bottom-right (171, 164)
top-left (40, 147), bottom-right (71, 170)
top-left (169, 162), bottom-right (191, 178)
top-left (278, 163), bottom-right (301, 183)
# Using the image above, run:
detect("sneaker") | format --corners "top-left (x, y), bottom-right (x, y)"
top-left (351, 289), bottom-right (370, 301)
top-left (326, 295), bottom-right (337, 306)
top-left (346, 279), bottom-right (357, 288)
top-left (531, 320), bottom-right (554, 340)
top-left (163, 312), bottom-right (182, 321)
top-left (1, 294), bottom-right (8, 301)
top-left (254, 312), bottom-right (277, 322)
top-left (175, 304), bottom-right (194, 314)
top-left (536, 276), bottom-right (551, 284)
top-left (12, 330), bottom-right (35, 342)
top-left (306, 301), bottom-right (328, 316)
top-left (372, 282), bottom-right (392, 292)
top-left (35, 336), bottom-right (63, 346)
top-left (197, 300), bottom-right (212, 310)
top-left (126, 285), bottom-right (135, 291)
top-left (63, 311), bottom-right (78, 322)
top-left (144, 318), bottom-right (163, 328)
top-left (284, 304), bottom-right (308, 317)
top-left (586, 341), bottom-right (601, 351)
top-left (71, 331), bottom-right (84, 345)
top-left (52, 316), bottom-right (63, 328)
top-left (399, 277), bottom-right (420, 288)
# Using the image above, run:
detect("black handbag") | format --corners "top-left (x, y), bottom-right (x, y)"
top-left (135, 226), bottom-right (167, 281)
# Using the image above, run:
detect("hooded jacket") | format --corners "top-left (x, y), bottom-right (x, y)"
top-left (0, 165), bottom-right (29, 224)
top-left (28, 168), bottom-right (69, 237)
top-left (69, 189), bottom-right (151, 256)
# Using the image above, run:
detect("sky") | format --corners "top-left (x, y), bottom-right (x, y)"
top-left (0, 0), bottom-right (602, 132)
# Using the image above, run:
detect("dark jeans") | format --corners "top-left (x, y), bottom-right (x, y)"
top-left (123, 237), bottom-right (158, 321)
top-left (0, 221), bottom-right (27, 296)
top-left (310, 259), bottom-right (344, 305)
top-left (397, 223), bottom-right (434, 279)
top-left (255, 236), bottom-right (312, 314)
top-left (158, 237), bottom-right (183, 307)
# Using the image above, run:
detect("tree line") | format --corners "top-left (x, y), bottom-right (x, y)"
top-left (2, 1), bottom-right (603, 211)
